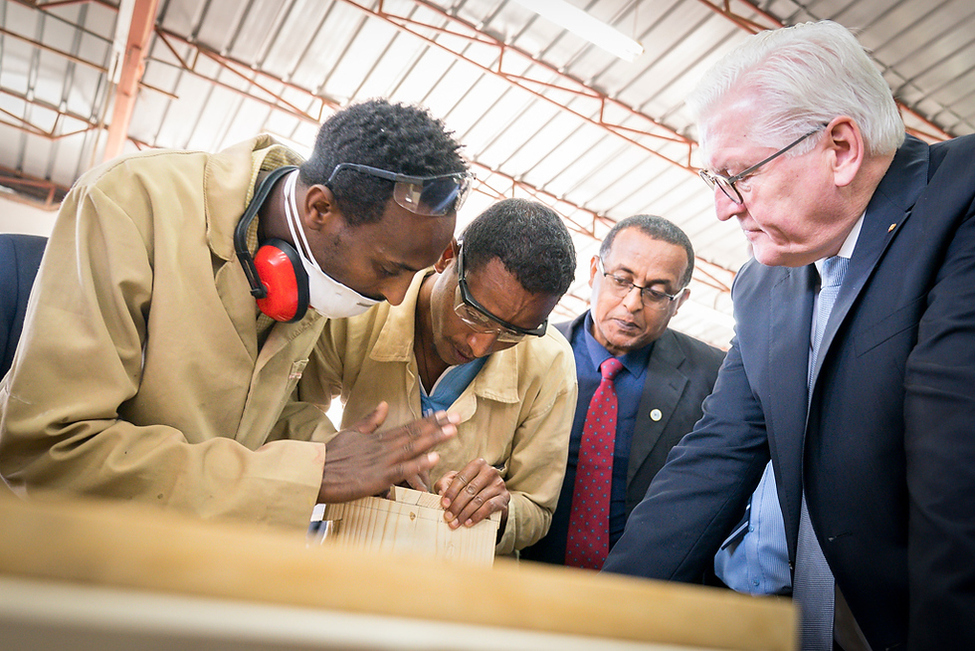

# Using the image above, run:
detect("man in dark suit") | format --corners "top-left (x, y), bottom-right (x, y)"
top-left (0, 234), bottom-right (46, 378)
top-left (520, 215), bottom-right (724, 568)
top-left (603, 20), bottom-right (975, 651)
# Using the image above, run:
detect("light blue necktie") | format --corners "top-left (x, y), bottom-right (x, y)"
top-left (807, 256), bottom-right (849, 389)
top-left (795, 256), bottom-right (849, 651)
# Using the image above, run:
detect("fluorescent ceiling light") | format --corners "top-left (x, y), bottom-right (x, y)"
top-left (514, 0), bottom-right (644, 62)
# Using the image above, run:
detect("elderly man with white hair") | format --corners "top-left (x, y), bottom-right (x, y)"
top-left (603, 20), bottom-right (975, 651)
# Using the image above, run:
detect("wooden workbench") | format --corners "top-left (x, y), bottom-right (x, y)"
top-left (0, 492), bottom-right (795, 650)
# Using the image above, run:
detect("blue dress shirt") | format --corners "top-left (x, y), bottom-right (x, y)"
top-left (419, 356), bottom-right (488, 416)
top-left (714, 247), bottom-right (861, 597)
top-left (713, 461), bottom-right (792, 595)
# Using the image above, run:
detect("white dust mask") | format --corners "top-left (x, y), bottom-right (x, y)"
top-left (283, 170), bottom-right (381, 318)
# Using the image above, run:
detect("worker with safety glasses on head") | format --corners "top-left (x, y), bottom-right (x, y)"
top-left (300, 198), bottom-right (578, 555)
top-left (0, 98), bottom-right (473, 531)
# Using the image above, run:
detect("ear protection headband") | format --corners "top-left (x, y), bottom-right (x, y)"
top-left (234, 165), bottom-right (310, 323)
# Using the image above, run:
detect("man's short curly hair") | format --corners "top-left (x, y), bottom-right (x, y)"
top-left (299, 98), bottom-right (468, 225)
top-left (461, 198), bottom-right (576, 297)
top-left (599, 215), bottom-right (695, 289)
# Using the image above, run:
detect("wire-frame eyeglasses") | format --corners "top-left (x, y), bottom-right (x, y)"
top-left (698, 124), bottom-right (827, 205)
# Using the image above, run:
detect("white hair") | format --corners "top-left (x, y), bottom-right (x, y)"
top-left (686, 20), bottom-right (905, 157)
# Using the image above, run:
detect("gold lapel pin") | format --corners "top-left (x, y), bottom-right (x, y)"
top-left (888, 223), bottom-right (897, 232)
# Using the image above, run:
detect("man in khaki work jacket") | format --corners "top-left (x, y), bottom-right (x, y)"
top-left (300, 198), bottom-right (578, 555)
top-left (0, 98), bottom-right (473, 530)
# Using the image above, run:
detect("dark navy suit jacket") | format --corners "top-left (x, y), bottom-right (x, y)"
top-left (1, 234), bottom-right (46, 378)
top-left (604, 134), bottom-right (975, 650)
top-left (521, 313), bottom-right (724, 565)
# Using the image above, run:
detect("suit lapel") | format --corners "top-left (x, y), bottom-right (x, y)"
top-left (561, 315), bottom-right (689, 487)
top-left (766, 265), bottom-right (816, 531)
top-left (627, 330), bottom-right (687, 485)
top-left (808, 212), bottom-right (898, 387)
top-left (809, 137), bottom-right (929, 389)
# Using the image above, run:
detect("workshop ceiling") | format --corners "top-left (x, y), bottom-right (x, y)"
top-left (1, 0), bottom-right (973, 348)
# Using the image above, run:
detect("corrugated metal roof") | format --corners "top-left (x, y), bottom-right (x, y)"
top-left (2, 0), bottom-right (973, 348)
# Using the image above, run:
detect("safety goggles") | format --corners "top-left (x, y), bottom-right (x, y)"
top-left (327, 163), bottom-right (474, 216)
top-left (453, 245), bottom-right (547, 343)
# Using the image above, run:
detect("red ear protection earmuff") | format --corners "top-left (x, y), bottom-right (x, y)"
top-left (252, 238), bottom-right (309, 322)
top-left (234, 165), bottom-right (310, 322)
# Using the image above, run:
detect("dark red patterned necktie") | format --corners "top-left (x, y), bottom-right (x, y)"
top-left (566, 357), bottom-right (624, 569)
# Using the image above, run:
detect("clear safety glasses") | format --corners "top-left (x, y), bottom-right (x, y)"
top-left (327, 163), bottom-right (474, 216)
top-left (453, 245), bottom-right (547, 343)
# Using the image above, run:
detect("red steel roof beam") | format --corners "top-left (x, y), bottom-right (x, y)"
top-left (102, 0), bottom-right (162, 161)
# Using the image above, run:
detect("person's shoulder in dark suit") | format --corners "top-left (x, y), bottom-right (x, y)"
top-left (0, 233), bottom-right (47, 378)
top-left (553, 316), bottom-right (577, 341)
top-left (665, 327), bottom-right (725, 375)
top-left (555, 314), bottom-right (724, 370)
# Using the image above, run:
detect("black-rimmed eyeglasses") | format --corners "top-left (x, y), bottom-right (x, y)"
top-left (453, 245), bottom-right (547, 343)
top-left (597, 257), bottom-right (684, 310)
top-left (327, 163), bottom-right (474, 216)
top-left (698, 124), bottom-right (827, 205)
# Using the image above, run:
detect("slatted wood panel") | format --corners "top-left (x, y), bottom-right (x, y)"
top-left (320, 486), bottom-right (500, 566)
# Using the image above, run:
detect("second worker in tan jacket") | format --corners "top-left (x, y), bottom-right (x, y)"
top-left (301, 198), bottom-right (578, 554)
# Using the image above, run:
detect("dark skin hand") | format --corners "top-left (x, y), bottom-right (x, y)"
top-left (318, 402), bottom-right (458, 504)
top-left (434, 458), bottom-right (510, 532)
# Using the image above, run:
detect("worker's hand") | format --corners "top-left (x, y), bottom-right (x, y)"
top-left (401, 467), bottom-right (432, 493)
top-left (435, 458), bottom-right (509, 531)
top-left (318, 402), bottom-right (457, 504)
